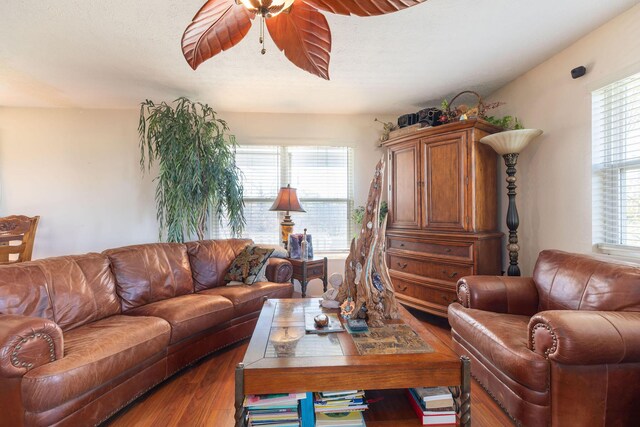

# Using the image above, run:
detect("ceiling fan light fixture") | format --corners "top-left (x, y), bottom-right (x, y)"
top-left (184, 0), bottom-right (427, 79)
top-left (238, 0), bottom-right (295, 17)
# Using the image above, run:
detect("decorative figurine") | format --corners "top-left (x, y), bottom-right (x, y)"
top-left (313, 314), bottom-right (329, 328)
top-left (321, 273), bottom-right (343, 309)
top-left (340, 297), bottom-right (356, 319)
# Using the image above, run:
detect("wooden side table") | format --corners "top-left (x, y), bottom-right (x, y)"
top-left (287, 257), bottom-right (328, 298)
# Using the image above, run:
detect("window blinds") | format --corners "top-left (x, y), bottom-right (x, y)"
top-left (213, 145), bottom-right (354, 252)
top-left (592, 71), bottom-right (640, 251)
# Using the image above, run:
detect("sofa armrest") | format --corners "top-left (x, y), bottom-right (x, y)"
top-left (529, 310), bottom-right (640, 364)
top-left (265, 258), bottom-right (293, 283)
top-left (457, 276), bottom-right (538, 316)
top-left (0, 314), bottom-right (63, 377)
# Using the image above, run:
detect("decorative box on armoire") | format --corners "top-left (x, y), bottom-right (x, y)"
top-left (383, 119), bottom-right (503, 317)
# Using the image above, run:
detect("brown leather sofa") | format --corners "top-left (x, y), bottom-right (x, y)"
top-left (0, 239), bottom-right (293, 427)
top-left (448, 250), bottom-right (640, 426)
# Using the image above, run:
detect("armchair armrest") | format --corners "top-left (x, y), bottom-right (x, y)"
top-left (457, 276), bottom-right (538, 316)
top-left (529, 310), bottom-right (640, 364)
top-left (265, 258), bottom-right (293, 283)
top-left (0, 314), bottom-right (63, 377)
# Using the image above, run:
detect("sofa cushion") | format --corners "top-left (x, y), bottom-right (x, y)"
top-left (0, 262), bottom-right (53, 319)
top-left (186, 239), bottom-right (253, 291)
top-left (534, 250), bottom-right (640, 312)
top-left (124, 294), bottom-right (234, 344)
top-left (0, 254), bottom-right (121, 331)
top-left (448, 303), bottom-right (549, 392)
top-left (40, 254), bottom-right (122, 331)
top-left (105, 243), bottom-right (194, 311)
top-left (201, 282), bottom-right (293, 317)
top-left (22, 315), bottom-right (170, 413)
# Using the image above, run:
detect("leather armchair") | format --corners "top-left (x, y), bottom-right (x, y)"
top-left (448, 250), bottom-right (640, 427)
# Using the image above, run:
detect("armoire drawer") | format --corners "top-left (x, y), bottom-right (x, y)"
top-left (388, 254), bottom-right (473, 283)
top-left (392, 276), bottom-right (458, 306)
top-left (387, 237), bottom-right (473, 260)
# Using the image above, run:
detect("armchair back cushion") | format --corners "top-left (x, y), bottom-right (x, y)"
top-left (185, 239), bottom-right (253, 291)
top-left (0, 254), bottom-right (121, 331)
top-left (534, 249), bottom-right (640, 312)
top-left (105, 243), bottom-right (194, 311)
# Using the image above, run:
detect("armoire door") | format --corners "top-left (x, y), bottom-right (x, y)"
top-left (388, 141), bottom-right (420, 229)
top-left (421, 131), bottom-right (468, 231)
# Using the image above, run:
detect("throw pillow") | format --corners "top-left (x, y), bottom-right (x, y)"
top-left (225, 245), bottom-right (274, 285)
top-left (252, 244), bottom-right (288, 282)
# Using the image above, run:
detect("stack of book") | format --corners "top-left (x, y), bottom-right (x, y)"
top-left (244, 392), bottom-right (314, 427)
top-left (314, 390), bottom-right (368, 426)
top-left (406, 387), bottom-right (456, 426)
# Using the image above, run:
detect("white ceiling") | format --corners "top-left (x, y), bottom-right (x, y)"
top-left (0, 0), bottom-right (638, 114)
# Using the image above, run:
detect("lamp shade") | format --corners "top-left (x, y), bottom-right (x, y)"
top-left (480, 129), bottom-right (543, 155)
top-left (269, 185), bottom-right (305, 212)
top-left (239, 0), bottom-right (295, 17)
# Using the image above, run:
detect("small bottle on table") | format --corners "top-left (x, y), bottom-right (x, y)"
top-left (301, 228), bottom-right (308, 261)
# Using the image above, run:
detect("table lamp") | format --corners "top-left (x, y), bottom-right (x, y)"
top-left (269, 184), bottom-right (305, 249)
top-left (480, 128), bottom-right (543, 276)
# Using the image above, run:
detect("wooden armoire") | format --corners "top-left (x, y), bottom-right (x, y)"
top-left (384, 119), bottom-right (503, 317)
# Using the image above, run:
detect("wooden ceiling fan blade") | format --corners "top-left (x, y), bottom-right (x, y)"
top-left (182, 0), bottom-right (254, 70)
top-left (302, 0), bottom-right (426, 17)
top-left (266, 3), bottom-right (331, 80)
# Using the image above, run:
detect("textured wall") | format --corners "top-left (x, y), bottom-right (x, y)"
top-left (0, 107), bottom-right (389, 295)
top-left (486, 4), bottom-right (640, 275)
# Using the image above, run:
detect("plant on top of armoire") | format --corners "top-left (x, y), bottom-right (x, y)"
top-left (138, 97), bottom-right (245, 242)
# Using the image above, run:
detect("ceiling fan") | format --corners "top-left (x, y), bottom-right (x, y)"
top-left (182, 0), bottom-right (426, 80)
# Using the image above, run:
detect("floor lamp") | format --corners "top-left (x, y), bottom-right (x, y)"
top-left (480, 129), bottom-right (543, 276)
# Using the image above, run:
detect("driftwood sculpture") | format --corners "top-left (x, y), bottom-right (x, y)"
top-left (337, 158), bottom-right (400, 326)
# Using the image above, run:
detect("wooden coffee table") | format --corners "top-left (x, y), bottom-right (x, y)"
top-left (234, 298), bottom-right (470, 427)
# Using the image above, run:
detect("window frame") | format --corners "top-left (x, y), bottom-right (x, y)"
top-left (592, 70), bottom-right (640, 259)
top-left (213, 144), bottom-right (355, 254)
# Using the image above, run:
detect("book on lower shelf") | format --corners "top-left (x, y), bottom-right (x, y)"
top-left (406, 388), bottom-right (456, 426)
top-left (314, 390), bottom-right (368, 426)
top-left (244, 392), bottom-right (312, 427)
top-left (413, 386), bottom-right (454, 409)
top-left (315, 411), bottom-right (365, 427)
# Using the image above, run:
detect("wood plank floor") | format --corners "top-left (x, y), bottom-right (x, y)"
top-left (105, 308), bottom-right (514, 427)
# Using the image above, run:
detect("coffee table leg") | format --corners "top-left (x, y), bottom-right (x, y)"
top-left (234, 362), bottom-right (245, 427)
top-left (459, 355), bottom-right (471, 427)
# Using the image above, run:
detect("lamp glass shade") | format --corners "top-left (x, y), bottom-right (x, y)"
top-left (480, 129), bottom-right (543, 155)
top-left (239, 0), bottom-right (295, 16)
top-left (269, 186), bottom-right (305, 212)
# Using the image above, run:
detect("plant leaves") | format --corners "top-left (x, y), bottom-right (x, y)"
top-left (182, 0), bottom-right (254, 70)
top-left (139, 98), bottom-right (245, 242)
top-left (301, 0), bottom-right (426, 16)
top-left (266, 2), bottom-right (331, 80)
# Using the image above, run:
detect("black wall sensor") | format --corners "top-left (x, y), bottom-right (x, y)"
top-left (571, 66), bottom-right (586, 79)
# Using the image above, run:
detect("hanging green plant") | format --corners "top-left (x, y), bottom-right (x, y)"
top-left (139, 97), bottom-right (245, 242)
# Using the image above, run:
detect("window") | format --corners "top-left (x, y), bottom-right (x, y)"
top-left (592, 71), bottom-right (640, 255)
top-left (214, 145), bottom-right (354, 252)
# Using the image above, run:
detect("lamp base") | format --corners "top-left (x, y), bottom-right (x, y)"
top-left (504, 153), bottom-right (521, 277)
top-left (280, 214), bottom-right (294, 249)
